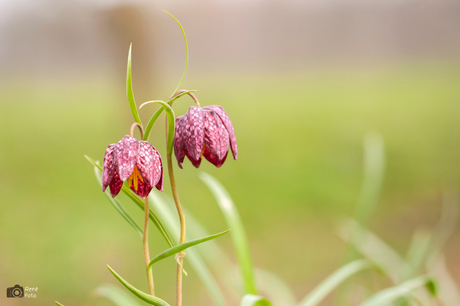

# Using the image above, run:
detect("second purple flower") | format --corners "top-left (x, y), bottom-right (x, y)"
top-left (174, 105), bottom-right (238, 168)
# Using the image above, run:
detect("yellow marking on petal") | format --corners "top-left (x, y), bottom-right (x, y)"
top-left (128, 165), bottom-right (144, 191)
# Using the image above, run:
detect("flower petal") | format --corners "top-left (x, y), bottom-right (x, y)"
top-left (183, 106), bottom-right (206, 162)
top-left (174, 116), bottom-right (186, 169)
top-left (114, 135), bottom-right (139, 181)
top-left (153, 148), bottom-right (164, 191)
top-left (102, 144), bottom-right (115, 192)
top-left (204, 110), bottom-right (230, 161)
top-left (205, 105), bottom-right (238, 159)
top-left (130, 178), bottom-right (153, 199)
top-left (203, 146), bottom-right (228, 168)
top-left (136, 141), bottom-right (156, 188)
top-left (109, 170), bottom-right (123, 197)
top-left (186, 151), bottom-right (202, 168)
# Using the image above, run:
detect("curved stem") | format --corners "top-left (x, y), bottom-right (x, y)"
top-left (143, 197), bottom-right (155, 297)
top-left (171, 89), bottom-right (201, 107)
top-left (130, 122), bottom-right (144, 139)
top-left (167, 153), bottom-right (186, 306)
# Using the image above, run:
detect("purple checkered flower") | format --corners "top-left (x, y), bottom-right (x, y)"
top-left (102, 135), bottom-right (163, 198)
top-left (174, 105), bottom-right (238, 168)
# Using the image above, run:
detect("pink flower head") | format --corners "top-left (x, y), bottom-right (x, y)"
top-left (174, 105), bottom-right (238, 168)
top-left (102, 135), bottom-right (163, 198)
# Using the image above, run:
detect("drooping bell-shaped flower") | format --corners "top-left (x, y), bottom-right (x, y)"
top-left (174, 105), bottom-right (237, 168)
top-left (102, 135), bottom-right (163, 198)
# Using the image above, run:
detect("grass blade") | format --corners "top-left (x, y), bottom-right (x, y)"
top-left (298, 259), bottom-right (373, 306)
top-left (241, 294), bottom-right (272, 306)
top-left (55, 302), bottom-right (65, 306)
top-left (148, 229), bottom-right (230, 269)
top-left (403, 229), bottom-right (431, 280)
top-left (338, 218), bottom-right (408, 283)
top-left (200, 172), bottom-right (258, 295)
top-left (126, 44), bottom-right (142, 125)
top-left (359, 275), bottom-right (437, 306)
top-left (93, 166), bottom-right (143, 238)
top-left (430, 255), bottom-right (460, 305)
top-left (84, 155), bottom-right (174, 248)
top-left (149, 190), bottom-right (228, 306)
top-left (107, 265), bottom-right (170, 306)
top-left (95, 283), bottom-right (143, 306)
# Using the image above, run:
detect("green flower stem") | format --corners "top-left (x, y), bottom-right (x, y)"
top-left (143, 197), bottom-right (155, 297)
top-left (166, 153), bottom-right (186, 306)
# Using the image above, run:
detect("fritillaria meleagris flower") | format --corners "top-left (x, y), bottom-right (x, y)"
top-left (102, 135), bottom-right (163, 198)
top-left (174, 105), bottom-right (238, 168)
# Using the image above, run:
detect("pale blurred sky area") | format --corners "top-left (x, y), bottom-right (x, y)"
top-left (0, 0), bottom-right (459, 78)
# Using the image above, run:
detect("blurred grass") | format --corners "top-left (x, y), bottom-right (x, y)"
top-left (1, 61), bottom-right (460, 305)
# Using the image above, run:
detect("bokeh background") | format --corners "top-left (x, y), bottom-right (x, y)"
top-left (1, 0), bottom-right (460, 305)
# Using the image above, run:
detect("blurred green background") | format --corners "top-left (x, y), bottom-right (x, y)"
top-left (1, 1), bottom-right (460, 305)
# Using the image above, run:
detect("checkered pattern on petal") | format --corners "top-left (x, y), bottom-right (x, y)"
top-left (183, 106), bottom-right (206, 162)
top-left (203, 146), bottom-right (228, 168)
top-left (130, 178), bottom-right (152, 199)
top-left (205, 105), bottom-right (238, 159)
top-left (204, 110), bottom-right (230, 161)
top-left (114, 135), bottom-right (139, 181)
top-left (102, 144), bottom-right (115, 192)
top-left (152, 147), bottom-right (164, 191)
top-left (109, 170), bottom-right (123, 197)
top-left (174, 116), bottom-right (187, 169)
top-left (136, 141), bottom-right (156, 187)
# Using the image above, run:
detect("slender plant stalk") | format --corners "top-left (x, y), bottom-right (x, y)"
top-left (167, 153), bottom-right (186, 306)
top-left (143, 197), bottom-right (155, 297)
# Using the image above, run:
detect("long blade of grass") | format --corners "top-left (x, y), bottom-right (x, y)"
top-left (95, 284), bottom-right (143, 306)
top-left (200, 172), bottom-right (258, 295)
top-left (298, 259), bottom-right (373, 306)
top-left (358, 275), bottom-right (437, 306)
top-left (92, 166), bottom-right (143, 238)
top-left (126, 44), bottom-right (142, 125)
top-left (338, 218), bottom-right (408, 283)
top-left (240, 294), bottom-right (272, 306)
top-left (148, 229), bottom-right (230, 269)
top-left (107, 265), bottom-right (170, 306)
top-left (149, 190), bottom-right (228, 306)
top-left (55, 302), bottom-right (65, 306)
top-left (84, 155), bottom-right (174, 248)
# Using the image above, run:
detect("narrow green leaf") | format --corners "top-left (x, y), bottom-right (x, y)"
top-left (107, 265), bottom-right (170, 306)
top-left (126, 44), bottom-right (142, 125)
top-left (339, 218), bottom-right (408, 283)
top-left (93, 166), bottom-right (143, 238)
top-left (403, 229), bottom-right (431, 280)
top-left (55, 302), bottom-right (65, 306)
top-left (299, 259), bottom-right (373, 306)
top-left (142, 90), bottom-right (197, 141)
top-left (95, 283), bottom-right (143, 306)
top-left (149, 191), bottom-right (228, 306)
top-left (241, 294), bottom-right (272, 306)
top-left (136, 100), bottom-right (175, 154)
top-left (84, 155), bottom-right (174, 248)
top-left (163, 11), bottom-right (189, 97)
top-left (148, 229), bottom-right (230, 269)
top-left (359, 275), bottom-right (437, 306)
top-left (200, 172), bottom-right (258, 295)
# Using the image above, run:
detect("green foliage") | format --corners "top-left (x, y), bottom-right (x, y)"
top-left (148, 229), bottom-right (230, 269)
top-left (299, 259), bottom-right (373, 306)
top-left (359, 275), bottom-right (437, 306)
top-left (95, 284), bottom-right (143, 306)
top-left (107, 265), bottom-right (170, 306)
top-left (200, 172), bottom-right (258, 295)
top-left (126, 44), bottom-right (142, 125)
top-left (240, 294), bottom-right (272, 306)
